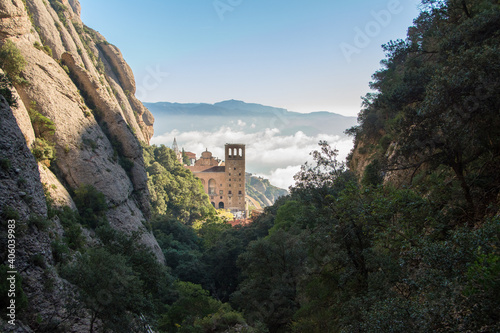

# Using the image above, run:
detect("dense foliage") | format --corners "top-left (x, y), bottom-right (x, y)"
top-left (350, 0), bottom-right (500, 223)
top-left (233, 143), bottom-right (500, 332)
top-left (143, 144), bottom-right (215, 223)
top-left (0, 40), bottom-right (26, 84)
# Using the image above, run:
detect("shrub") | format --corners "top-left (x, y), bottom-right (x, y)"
top-left (28, 214), bottom-right (52, 231)
top-left (31, 138), bottom-right (56, 165)
top-left (0, 40), bottom-right (27, 84)
top-left (58, 206), bottom-right (85, 250)
top-left (51, 239), bottom-right (69, 264)
top-left (119, 157), bottom-right (134, 173)
top-left (0, 158), bottom-right (11, 171)
top-left (30, 253), bottom-right (46, 268)
top-left (28, 101), bottom-right (56, 138)
top-left (1, 206), bottom-right (19, 221)
top-left (73, 184), bottom-right (108, 229)
top-left (0, 72), bottom-right (17, 107)
top-left (43, 45), bottom-right (53, 57)
top-left (362, 159), bottom-right (383, 187)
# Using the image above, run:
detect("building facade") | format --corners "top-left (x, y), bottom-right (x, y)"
top-left (186, 144), bottom-right (247, 218)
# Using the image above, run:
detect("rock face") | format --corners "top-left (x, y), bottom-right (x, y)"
top-left (0, 0), bottom-right (32, 38)
top-left (0, 0), bottom-right (161, 331)
top-left (246, 173), bottom-right (288, 207)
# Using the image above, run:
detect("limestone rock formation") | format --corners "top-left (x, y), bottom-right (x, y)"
top-left (0, 0), bottom-right (32, 39)
top-left (0, 0), bottom-right (162, 330)
top-left (0, 96), bottom-right (46, 219)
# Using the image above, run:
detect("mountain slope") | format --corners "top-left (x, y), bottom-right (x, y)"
top-left (0, 0), bottom-right (163, 331)
top-left (246, 173), bottom-right (288, 207)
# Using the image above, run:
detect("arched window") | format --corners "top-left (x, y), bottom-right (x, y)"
top-left (211, 202), bottom-right (215, 207)
top-left (239, 148), bottom-right (242, 156)
top-left (208, 179), bottom-right (216, 195)
top-left (218, 202), bottom-right (224, 209)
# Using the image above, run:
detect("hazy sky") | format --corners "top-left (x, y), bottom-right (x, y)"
top-left (79, 0), bottom-right (421, 117)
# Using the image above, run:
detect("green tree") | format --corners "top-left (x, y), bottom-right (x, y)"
top-left (352, 0), bottom-right (500, 223)
top-left (234, 230), bottom-right (306, 332)
top-left (0, 40), bottom-right (26, 84)
top-left (159, 281), bottom-right (256, 333)
top-left (73, 184), bottom-right (108, 228)
top-left (143, 144), bottom-right (215, 223)
top-left (61, 248), bottom-right (145, 332)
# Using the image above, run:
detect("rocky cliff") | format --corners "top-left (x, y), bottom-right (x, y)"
top-left (0, 0), bottom-right (161, 331)
top-left (245, 173), bottom-right (288, 207)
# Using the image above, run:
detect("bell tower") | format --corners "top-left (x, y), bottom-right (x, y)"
top-left (225, 144), bottom-right (246, 218)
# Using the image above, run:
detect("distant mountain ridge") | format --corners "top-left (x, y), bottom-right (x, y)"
top-left (144, 100), bottom-right (357, 136)
top-left (146, 99), bottom-right (290, 116)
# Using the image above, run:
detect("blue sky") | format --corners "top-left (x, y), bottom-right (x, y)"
top-left (80, 0), bottom-right (422, 117)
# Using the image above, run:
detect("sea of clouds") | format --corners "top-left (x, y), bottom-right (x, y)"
top-left (151, 122), bottom-right (354, 190)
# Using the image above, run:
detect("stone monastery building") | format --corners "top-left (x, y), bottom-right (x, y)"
top-left (173, 140), bottom-right (247, 218)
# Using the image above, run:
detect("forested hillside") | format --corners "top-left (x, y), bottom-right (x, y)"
top-left (224, 0), bottom-right (500, 331)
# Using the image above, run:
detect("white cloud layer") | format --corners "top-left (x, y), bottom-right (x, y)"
top-left (151, 126), bottom-right (354, 189)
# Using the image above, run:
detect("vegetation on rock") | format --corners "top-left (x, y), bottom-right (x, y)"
top-left (0, 40), bottom-right (26, 84)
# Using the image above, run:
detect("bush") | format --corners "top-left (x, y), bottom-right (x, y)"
top-left (51, 239), bottom-right (70, 264)
top-left (0, 40), bottom-right (27, 84)
top-left (0, 73), bottom-right (17, 107)
top-left (31, 138), bottom-right (56, 165)
top-left (362, 159), bottom-right (383, 187)
top-left (1, 206), bottom-right (19, 221)
top-left (28, 101), bottom-right (56, 138)
top-left (73, 184), bottom-right (108, 229)
top-left (28, 214), bottom-right (52, 231)
top-left (0, 158), bottom-right (11, 171)
top-left (58, 206), bottom-right (85, 250)
top-left (30, 253), bottom-right (46, 268)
